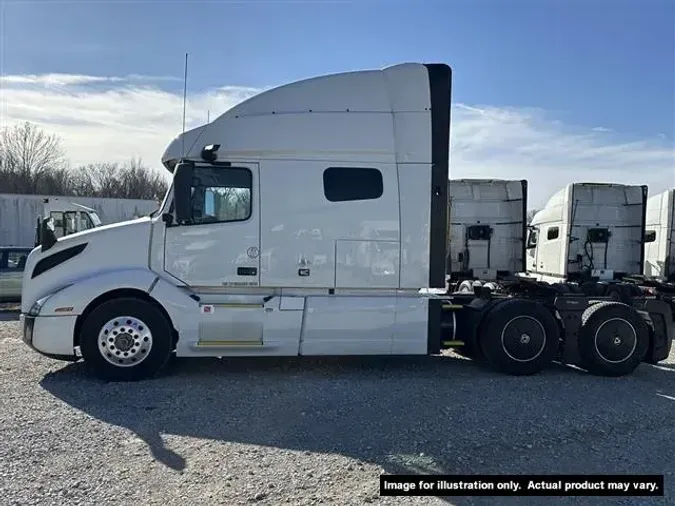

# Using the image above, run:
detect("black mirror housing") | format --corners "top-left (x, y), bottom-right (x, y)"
top-left (40, 217), bottom-right (58, 252)
top-left (173, 162), bottom-right (194, 224)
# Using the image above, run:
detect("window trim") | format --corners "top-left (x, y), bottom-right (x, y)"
top-left (182, 165), bottom-right (254, 227)
top-left (322, 166), bottom-right (384, 203)
top-left (547, 226), bottom-right (559, 241)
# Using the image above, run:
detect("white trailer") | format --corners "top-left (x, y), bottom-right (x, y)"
top-left (0, 193), bottom-right (158, 248)
top-left (446, 179), bottom-right (527, 293)
top-left (16, 63), bottom-right (673, 382)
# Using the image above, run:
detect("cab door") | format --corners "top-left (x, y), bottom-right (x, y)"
top-left (163, 162), bottom-right (260, 289)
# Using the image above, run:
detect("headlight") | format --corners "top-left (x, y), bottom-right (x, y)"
top-left (28, 296), bottom-right (50, 316)
top-left (28, 284), bottom-right (73, 316)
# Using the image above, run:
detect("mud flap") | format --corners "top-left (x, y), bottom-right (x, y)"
top-left (553, 296), bottom-right (594, 365)
top-left (631, 298), bottom-right (674, 364)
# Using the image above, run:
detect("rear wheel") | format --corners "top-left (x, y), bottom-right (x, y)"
top-left (79, 297), bottom-right (174, 382)
top-left (577, 301), bottom-right (649, 377)
top-left (605, 284), bottom-right (636, 304)
top-left (478, 299), bottom-right (560, 375)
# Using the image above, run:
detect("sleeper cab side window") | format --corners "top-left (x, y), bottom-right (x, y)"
top-left (644, 230), bottom-right (656, 243)
top-left (547, 226), bottom-right (559, 240)
top-left (323, 167), bottom-right (383, 202)
top-left (190, 167), bottom-right (252, 224)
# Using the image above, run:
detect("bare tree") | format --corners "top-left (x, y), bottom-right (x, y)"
top-left (117, 157), bottom-right (170, 201)
top-left (0, 122), bottom-right (170, 200)
top-left (71, 159), bottom-right (169, 201)
top-left (72, 162), bottom-right (122, 198)
top-left (0, 122), bottom-right (67, 193)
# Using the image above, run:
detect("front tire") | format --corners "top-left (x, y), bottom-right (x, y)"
top-left (478, 299), bottom-right (560, 375)
top-left (79, 297), bottom-right (174, 382)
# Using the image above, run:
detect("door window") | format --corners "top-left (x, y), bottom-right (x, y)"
top-left (80, 212), bottom-right (95, 230)
top-left (50, 211), bottom-right (65, 238)
top-left (189, 167), bottom-right (252, 225)
top-left (64, 211), bottom-right (78, 235)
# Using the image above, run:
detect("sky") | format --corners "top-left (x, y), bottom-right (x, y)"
top-left (0, 0), bottom-right (673, 209)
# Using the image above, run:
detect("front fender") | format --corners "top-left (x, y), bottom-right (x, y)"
top-left (37, 268), bottom-right (159, 317)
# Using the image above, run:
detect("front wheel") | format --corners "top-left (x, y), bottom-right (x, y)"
top-left (79, 297), bottom-right (174, 382)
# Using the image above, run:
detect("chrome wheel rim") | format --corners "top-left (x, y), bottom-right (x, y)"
top-left (98, 316), bottom-right (152, 367)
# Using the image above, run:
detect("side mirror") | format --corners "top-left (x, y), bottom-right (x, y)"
top-left (40, 217), bottom-right (58, 252)
top-left (173, 162), bottom-right (194, 224)
top-left (525, 227), bottom-right (537, 249)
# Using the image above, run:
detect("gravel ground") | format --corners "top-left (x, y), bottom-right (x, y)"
top-left (0, 319), bottom-right (673, 506)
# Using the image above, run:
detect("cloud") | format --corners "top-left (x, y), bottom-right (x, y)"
top-left (0, 73), bottom-right (181, 86)
top-left (0, 73), bottom-right (673, 208)
top-left (450, 105), bottom-right (674, 207)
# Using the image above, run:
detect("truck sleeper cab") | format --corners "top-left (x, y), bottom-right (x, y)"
top-left (523, 182), bottom-right (675, 311)
top-left (18, 63), bottom-right (672, 382)
top-left (446, 178), bottom-right (528, 294)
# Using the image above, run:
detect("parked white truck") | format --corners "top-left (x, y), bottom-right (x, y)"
top-left (523, 183), bottom-right (675, 298)
top-left (643, 188), bottom-right (674, 282)
top-left (524, 182), bottom-right (647, 284)
top-left (16, 63), bottom-right (673, 382)
top-left (0, 193), bottom-right (158, 248)
top-left (446, 179), bottom-right (527, 293)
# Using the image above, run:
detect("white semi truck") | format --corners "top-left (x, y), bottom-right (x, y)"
top-left (524, 183), bottom-right (675, 303)
top-left (446, 178), bottom-right (527, 294)
top-left (0, 195), bottom-right (103, 247)
top-left (524, 182), bottom-right (647, 286)
top-left (0, 193), bottom-right (159, 248)
top-left (17, 62), bottom-right (673, 382)
top-left (644, 188), bottom-right (674, 282)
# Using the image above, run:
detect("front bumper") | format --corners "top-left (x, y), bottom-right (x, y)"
top-left (20, 313), bottom-right (34, 347)
top-left (20, 313), bottom-right (79, 362)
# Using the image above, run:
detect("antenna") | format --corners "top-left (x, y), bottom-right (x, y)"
top-left (181, 52), bottom-right (188, 158)
top-left (207, 110), bottom-right (210, 123)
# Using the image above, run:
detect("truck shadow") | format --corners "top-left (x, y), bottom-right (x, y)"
top-left (39, 354), bottom-right (675, 505)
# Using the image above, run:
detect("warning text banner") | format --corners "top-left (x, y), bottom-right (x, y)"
top-left (379, 474), bottom-right (664, 496)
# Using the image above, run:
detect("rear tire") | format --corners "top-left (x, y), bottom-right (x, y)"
top-left (478, 299), bottom-right (560, 375)
top-left (79, 297), bottom-right (174, 382)
top-left (605, 284), bottom-right (634, 304)
top-left (577, 301), bottom-right (649, 377)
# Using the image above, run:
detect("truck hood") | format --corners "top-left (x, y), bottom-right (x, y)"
top-left (21, 217), bottom-right (154, 313)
